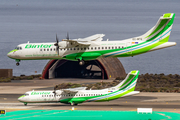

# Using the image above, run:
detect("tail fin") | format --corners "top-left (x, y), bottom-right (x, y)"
top-left (141, 13), bottom-right (175, 41)
top-left (114, 70), bottom-right (139, 91)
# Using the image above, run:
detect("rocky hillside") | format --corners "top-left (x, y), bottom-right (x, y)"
top-left (54, 73), bottom-right (180, 93)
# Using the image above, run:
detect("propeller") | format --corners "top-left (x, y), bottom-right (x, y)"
top-left (53, 85), bottom-right (58, 97)
top-left (54, 34), bottom-right (59, 56)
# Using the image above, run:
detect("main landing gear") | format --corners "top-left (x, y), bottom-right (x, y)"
top-left (79, 60), bottom-right (85, 66)
top-left (24, 103), bottom-right (27, 106)
top-left (70, 102), bottom-right (78, 106)
top-left (76, 57), bottom-right (85, 66)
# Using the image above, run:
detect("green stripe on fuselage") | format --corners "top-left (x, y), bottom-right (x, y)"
top-left (8, 49), bottom-right (18, 54)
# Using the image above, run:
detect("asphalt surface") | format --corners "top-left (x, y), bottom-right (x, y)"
top-left (0, 79), bottom-right (180, 113)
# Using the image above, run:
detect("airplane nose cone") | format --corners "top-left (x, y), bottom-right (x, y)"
top-left (18, 95), bottom-right (26, 102)
top-left (7, 49), bottom-right (18, 59)
top-left (18, 97), bottom-right (21, 101)
top-left (7, 52), bottom-right (12, 58)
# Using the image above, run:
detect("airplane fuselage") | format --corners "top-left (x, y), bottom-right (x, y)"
top-left (18, 89), bottom-right (114, 103)
top-left (7, 39), bottom-right (176, 61)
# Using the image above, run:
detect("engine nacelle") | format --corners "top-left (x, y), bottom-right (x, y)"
top-left (58, 41), bottom-right (78, 48)
top-left (58, 41), bottom-right (68, 48)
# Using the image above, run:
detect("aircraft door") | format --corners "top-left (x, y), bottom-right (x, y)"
top-left (126, 42), bottom-right (132, 55)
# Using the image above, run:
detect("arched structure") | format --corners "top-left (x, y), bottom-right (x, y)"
top-left (42, 58), bottom-right (126, 79)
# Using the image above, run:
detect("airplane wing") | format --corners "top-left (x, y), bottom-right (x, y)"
top-left (66, 87), bottom-right (87, 90)
top-left (63, 34), bottom-right (105, 46)
top-left (61, 87), bottom-right (87, 94)
top-left (61, 89), bottom-right (78, 94)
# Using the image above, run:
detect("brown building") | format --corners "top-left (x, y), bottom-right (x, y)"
top-left (0, 69), bottom-right (13, 78)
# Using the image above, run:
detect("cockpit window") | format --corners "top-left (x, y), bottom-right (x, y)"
top-left (15, 46), bottom-right (22, 50)
top-left (24, 93), bottom-right (29, 96)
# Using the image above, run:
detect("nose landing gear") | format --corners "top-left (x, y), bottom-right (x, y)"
top-left (15, 59), bottom-right (21, 66)
top-left (16, 62), bottom-right (20, 66)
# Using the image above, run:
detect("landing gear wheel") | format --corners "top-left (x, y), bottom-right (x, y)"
top-left (79, 60), bottom-right (85, 65)
top-left (71, 102), bottom-right (74, 106)
top-left (24, 103), bottom-right (27, 106)
top-left (16, 62), bottom-right (20, 66)
top-left (74, 104), bottom-right (78, 106)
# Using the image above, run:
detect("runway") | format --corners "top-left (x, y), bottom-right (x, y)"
top-left (0, 79), bottom-right (180, 113)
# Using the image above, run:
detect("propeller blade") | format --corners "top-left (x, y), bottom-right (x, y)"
top-left (57, 46), bottom-right (59, 56)
top-left (66, 32), bottom-right (69, 40)
top-left (54, 34), bottom-right (59, 46)
top-left (54, 34), bottom-right (60, 56)
top-left (56, 34), bottom-right (59, 42)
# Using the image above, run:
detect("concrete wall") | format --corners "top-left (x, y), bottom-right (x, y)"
top-left (0, 69), bottom-right (13, 78)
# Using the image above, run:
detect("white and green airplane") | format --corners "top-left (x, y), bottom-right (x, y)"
top-left (8, 13), bottom-right (176, 66)
top-left (18, 70), bottom-right (139, 106)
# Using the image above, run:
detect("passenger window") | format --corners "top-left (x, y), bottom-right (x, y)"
top-left (44, 49), bottom-right (46, 51)
top-left (91, 47), bottom-right (93, 50)
top-left (98, 47), bottom-right (100, 49)
top-left (119, 46), bottom-right (121, 49)
top-left (95, 47), bottom-right (97, 50)
top-left (47, 49), bottom-right (49, 51)
top-left (109, 47), bottom-right (111, 49)
top-left (102, 47), bottom-right (104, 49)
top-left (81, 48), bottom-right (83, 50)
top-left (122, 46), bottom-right (124, 49)
top-left (112, 47), bottom-right (114, 49)
top-left (84, 48), bottom-right (86, 50)
top-left (40, 49), bottom-right (42, 51)
top-left (77, 48), bottom-right (79, 50)
top-left (74, 48), bottom-right (76, 50)
top-left (115, 47), bottom-right (117, 49)
top-left (105, 47), bottom-right (107, 49)
top-left (50, 48), bottom-right (52, 51)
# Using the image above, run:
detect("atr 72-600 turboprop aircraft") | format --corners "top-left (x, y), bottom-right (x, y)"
top-left (18, 70), bottom-right (139, 106)
top-left (8, 13), bottom-right (176, 66)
